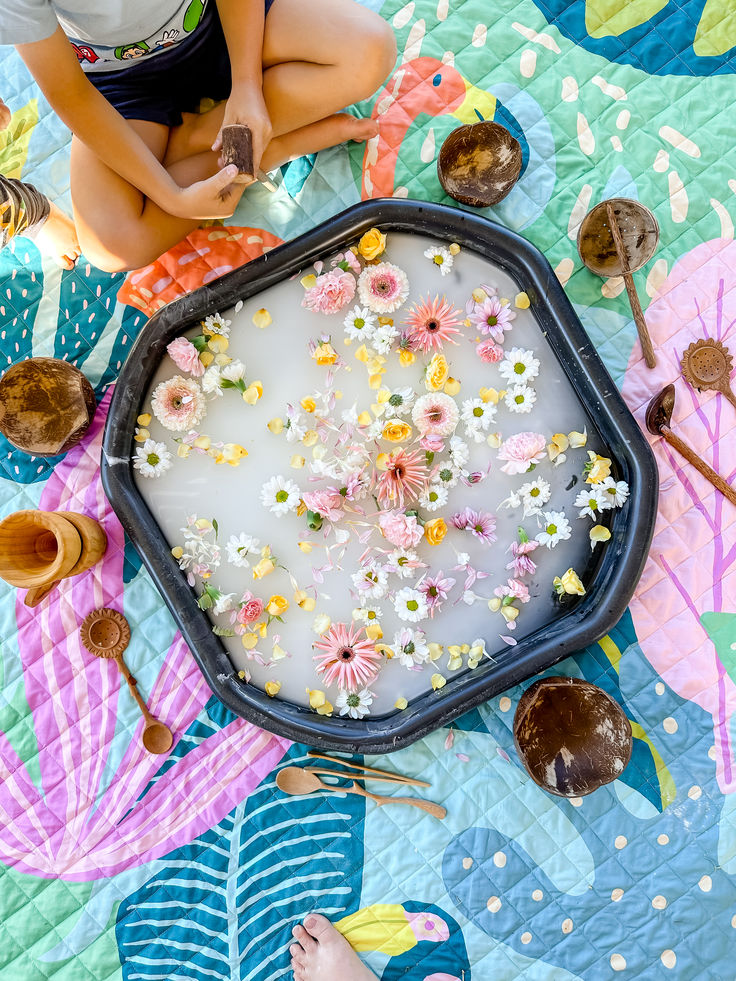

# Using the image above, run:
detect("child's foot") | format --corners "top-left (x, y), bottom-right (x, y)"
top-left (36, 202), bottom-right (81, 270)
top-left (289, 914), bottom-right (377, 981)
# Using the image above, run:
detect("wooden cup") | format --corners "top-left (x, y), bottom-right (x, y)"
top-left (24, 512), bottom-right (108, 606)
top-left (0, 510), bottom-right (83, 589)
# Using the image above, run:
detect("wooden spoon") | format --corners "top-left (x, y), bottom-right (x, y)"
top-left (307, 750), bottom-right (431, 787)
top-left (681, 338), bottom-right (736, 413)
top-left (276, 766), bottom-right (446, 819)
top-left (645, 384), bottom-right (736, 506)
top-left (80, 609), bottom-right (174, 755)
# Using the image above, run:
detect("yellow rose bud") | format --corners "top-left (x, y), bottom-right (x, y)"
top-left (241, 632), bottom-right (259, 650)
top-left (312, 343), bottom-right (338, 366)
top-left (193, 435), bottom-right (211, 450)
top-left (568, 429), bottom-right (588, 448)
top-left (399, 349), bottom-right (416, 367)
top-left (443, 377), bottom-right (461, 396)
top-left (357, 227), bottom-right (387, 261)
top-left (237, 670), bottom-right (247, 680)
top-left (171, 545), bottom-right (184, 560)
top-left (266, 595), bottom-right (289, 617)
top-left (424, 517), bottom-right (447, 546)
top-left (265, 681), bottom-right (281, 697)
top-left (365, 622), bottom-right (383, 641)
top-left (298, 541), bottom-right (313, 553)
top-left (301, 396), bottom-right (316, 413)
top-left (252, 557), bottom-right (275, 580)
top-left (312, 613), bottom-right (331, 635)
top-left (557, 568), bottom-right (586, 595)
top-left (382, 420), bottom-right (412, 443)
top-left (431, 673), bottom-right (447, 691)
top-left (302, 430), bottom-right (319, 447)
top-left (428, 643), bottom-right (444, 661)
top-left (590, 525), bottom-right (612, 548)
top-left (515, 291), bottom-right (530, 309)
top-left (252, 307), bottom-right (272, 328)
top-left (472, 287), bottom-right (487, 303)
top-left (300, 273), bottom-right (317, 289)
top-left (394, 697), bottom-right (408, 710)
top-left (357, 411), bottom-right (373, 427)
top-left (425, 352), bottom-right (449, 392)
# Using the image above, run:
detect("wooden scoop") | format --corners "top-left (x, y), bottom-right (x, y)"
top-left (681, 338), bottom-right (736, 413)
top-left (645, 384), bottom-right (736, 506)
top-left (80, 609), bottom-right (174, 755)
top-left (276, 766), bottom-right (446, 819)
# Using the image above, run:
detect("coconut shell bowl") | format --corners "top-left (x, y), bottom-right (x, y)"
top-left (437, 121), bottom-right (522, 208)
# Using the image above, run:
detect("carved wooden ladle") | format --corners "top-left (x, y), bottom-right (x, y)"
top-left (645, 384), bottom-right (736, 506)
top-left (681, 338), bottom-right (736, 414)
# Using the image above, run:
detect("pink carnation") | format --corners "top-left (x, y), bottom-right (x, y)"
top-left (476, 339), bottom-right (504, 363)
top-left (237, 593), bottom-right (264, 624)
top-left (302, 487), bottom-right (345, 522)
top-left (378, 510), bottom-right (424, 549)
top-left (167, 336), bottom-right (204, 376)
top-left (302, 269), bottom-right (356, 314)
top-left (497, 432), bottom-right (547, 475)
top-left (495, 578), bottom-right (530, 604)
top-left (420, 433), bottom-right (445, 453)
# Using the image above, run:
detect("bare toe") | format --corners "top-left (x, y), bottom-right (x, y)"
top-left (302, 913), bottom-right (334, 942)
top-left (292, 924), bottom-right (316, 949)
top-left (290, 943), bottom-right (306, 965)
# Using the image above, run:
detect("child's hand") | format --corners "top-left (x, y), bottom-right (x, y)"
top-left (0, 98), bottom-right (11, 131)
top-left (212, 83), bottom-right (272, 177)
top-left (168, 165), bottom-right (248, 220)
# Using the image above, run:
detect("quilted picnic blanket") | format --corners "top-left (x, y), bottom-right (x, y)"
top-left (1, 0), bottom-right (735, 979)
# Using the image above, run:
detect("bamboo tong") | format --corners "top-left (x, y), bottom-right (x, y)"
top-left (275, 752), bottom-right (446, 819)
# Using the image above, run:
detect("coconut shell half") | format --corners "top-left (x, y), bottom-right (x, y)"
top-left (438, 121), bottom-right (522, 208)
top-left (513, 676), bottom-right (632, 797)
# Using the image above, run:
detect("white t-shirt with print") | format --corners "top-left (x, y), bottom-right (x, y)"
top-left (0, 0), bottom-right (212, 71)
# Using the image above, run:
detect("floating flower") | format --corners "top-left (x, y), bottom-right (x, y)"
top-left (451, 507), bottom-right (497, 545)
top-left (133, 439), bottom-right (172, 478)
top-left (424, 352), bottom-right (450, 392)
top-left (435, 463), bottom-right (460, 488)
top-left (151, 376), bottom-right (206, 431)
top-left (371, 322), bottom-right (400, 355)
top-left (497, 432), bottom-right (546, 475)
top-left (376, 449), bottom-right (428, 508)
top-left (260, 475), bottom-right (301, 515)
top-left (495, 578), bottom-right (530, 604)
top-left (431, 673), bottom-right (446, 691)
top-left (418, 571), bottom-right (456, 614)
top-left (252, 307), bottom-right (272, 328)
top-left (506, 531), bottom-right (540, 578)
top-left (312, 342), bottom-right (339, 365)
top-left (336, 687), bottom-right (375, 719)
top-left (382, 420), bottom-right (413, 443)
top-left (590, 525), bottom-right (612, 549)
top-left (418, 483), bottom-right (449, 512)
top-left (351, 562), bottom-right (389, 599)
top-left (584, 451), bottom-right (612, 484)
top-left (202, 365), bottom-right (223, 396)
top-left (382, 386), bottom-right (415, 418)
top-left (404, 295), bottom-right (462, 353)
top-left (393, 587), bottom-right (429, 623)
top-left (476, 339), bottom-right (504, 363)
top-left (460, 398), bottom-right (496, 434)
top-left (313, 622), bottom-right (382, 691)
top-left (419, 433), bottom-right (445, 453)
top-left (352, 604), bottom-right (383, 625)
top-left (575, 486), bottom-right (609, 519)
top-left (424, 517), bottom-right (447, 546)
top-left (378, 510), bottom-right (424, 549)
top-left (412, 392), bottom-right (460, 436)
top-left (553, 568), bottom-right (586, 596)
top-left (385, 549), bottom-right (424, 579)
top-left (498, 347), bottom-right (540, 386)
top-left (167, 336), bottom-right (205, 376)
top-left (357, 228), bottom-right (386, 261)
top-left (519, 477), bottom-right (551, 515)
top-left (358, 262), bottom-right (409, 313)
top-left (236, 592), bottom-right (265, 624)
top-left (547, 432), bottom-right (569, 463)
top-left (344, 305), bottom-right (377, 341)
top-left (393, 628), bottom-right (430, 668)
top-left (505, 384), bottom-right (537, 413)
top-left (599, 476), bottom-right (630, 507)
top-left (536, 510), bottom-right (572, 549)
top-left (226, 533), bottom-right (260, 567)
top-left (202, 313), bottom-right (231, 337)
top-left (468, 296), bottom-right (515, 342)
top-left (306, 689), bottom-right (334, 716)
top-left (302, 487), bottom-right (345, 522)
top-left (265, 680), bottom-right (281, 697)
top-left (302, 269), bottom-right (356, 314)
top-left (569, 429), bottom-right (588, 448)
top-left (424, 245), bottom-right (453, 275)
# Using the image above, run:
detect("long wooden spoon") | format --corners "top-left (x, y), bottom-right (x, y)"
top-left (276, 766), bottom-right (446, 819)
top-left (307, 750), bottom-right (430, 787)
top-left (605, 201), bottom-right (657, 369)
top-left (645, 384), bottom-right (736, 506)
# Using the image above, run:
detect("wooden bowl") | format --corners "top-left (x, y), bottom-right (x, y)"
top-left (438, 121), bottom-right (522, 207)
top-left (513, 676), bottom-right (632, 797)
top-left (0, 510), bottom-right (83, 588)
top-left (0, 357), bottom-right (96, 456)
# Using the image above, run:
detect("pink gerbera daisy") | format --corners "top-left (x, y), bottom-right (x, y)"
top-left (469, 296), bottom-right (515, 343)
top-left (313, 621), bottom-right (382, 691)
top-left (376, 449), bottom-right (428, 508)
top-left (403, 294), bottom-right (463, 353)
top-left (357, 262), bottom-right (410, 314)
top-left (151, 375), bottom-right (206, 432)
top-left (411, 392), bottom-right (459, 436)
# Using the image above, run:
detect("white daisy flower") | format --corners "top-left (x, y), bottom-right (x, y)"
top-left (449, 435), bottom-right (470, 468)
top-left (352, 604), bottom-right (383, 626)
top-left (498, 490), bottom-right (522, 511)
top-left (351, 562), bottom-right (388, 599)
top-left (536, 510), bottom-right (572, 549)
top-left (505, 385), bottom-right (537, 414)
top-left (133, 439), bottom-right (172, 478)
top-left (393, 628), bottom-right (430, 668)
top-left (419, 483), bottom-right (449, 512)
top-left (343, 305), bottom-right (377, 341)
top-left (519, 478), bottom-right (551, 515)
top-left (202, 365), bottom-right (223, 395)
top-left (385, 549), bottom-right (421, 579)
top-left (260, 475), bottom-right (301, 515)
top-left (226, 533), bottom-right (260, 567)
top-left (461, 398), bottom-right (496, 431)
top-left (336, 688), bottom-right (374, 719)
top-left (212, 592), bottom-right (237, 615)
top-left (599, 476), bottom-right (630, 508)
top-left (575, 486), bottom-right (610, 520)
top-left (498, 347), bottom-right (540, 386)
top-left (371, 324), bottom-right (399, 356)
top-left (220, 359), bottom-right (246, 383)
top-left (202, 313), bottom-right (231, 337)
top-left (383, 387), bottom-right (415, 418)
top-left (424, 245), bottom-right (453, 276)
top-left (393, 587), bottom-right (429, 623)
top-left (435, 463), bottom-right (460, 489)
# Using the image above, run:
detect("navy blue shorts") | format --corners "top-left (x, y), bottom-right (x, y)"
top-left (86, 0), bottom-right (276, 128)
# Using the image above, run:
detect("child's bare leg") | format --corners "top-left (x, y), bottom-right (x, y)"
top-left (290, 915), bottom-right (377, 981)
top-left (36, 201), bottom-right (81, 270)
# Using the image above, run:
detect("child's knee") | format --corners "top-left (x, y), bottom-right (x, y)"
top-left (354, 16), bottom-right (397, 93)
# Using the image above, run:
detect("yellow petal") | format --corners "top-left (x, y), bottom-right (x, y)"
top-left (443, 377), bottom-right (461, 396)
top-left (375, 452), bottom-right (390, 471)
top-left (252, 307), bottom-right (272, 328)
top-left (302, 430), bottom-right (319, 447)
top-left (177, 443), bottom-right (191, 458)
top-left (590, 525), bottom-right (612, 547)
top-left (365, 622), bottom-right (383, 641)
top-left (449, 242), bottom-right (461, 256)
top-left (515, 292), bottom-right (530, 309)
top-left (301, 273), bottom-right (317, 289)
top-left (242, 632), bottom-right (259, 649)
top-left (171, 545), bottom-right (184, 559)
top-left (199, 351), bottom-right (215, 367)
top-left (272, 644), bottom-right (287, 660)
top-left (428, 643), bottom-right (444, 661)
top-left (568, 429), bottom-right (588, 448)
top-left (354, 344), bottom-right (370, 363)
top-left (399, 349), bottom-right (416, 367)
top-left (243, 381), bottom-right (263, 404)
top-left (357, 411), bottom-right (373, 427)
top-left (488, 597), bottom-right (502, 612)
top-left (486, 432), bottom-right (502, 449)
top-left (194, 435), bottom-right (211, 450)
top-left (500, 606), bottom-right (519, 621)
top-left (134, 428), bottom-right (150, 442)
top-left (301, 396), bottom-right (316, 413)
top-left (472, 287), bottom-right (487, 303)
top-left (265, 681), bottom-right (281, 697)
top-left (312, 613), bottom-right (331, 635)
top-left (431, 673), bottom-right (447, 690)
top-left (307, 688), bottom-right (326, 709)
top-left (479, 386), bottom-right (501, 404)
top-left (394, 697), bottom-right (408, 710)
top-left (298, 541), bottom-right (313, 553)
top-left (137, 413), bottom-right (152, 426)
top-left (290, 455), bottom-right (305, 468)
